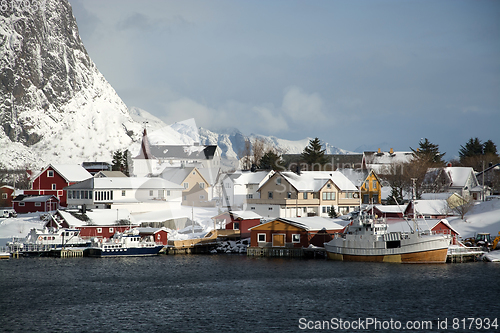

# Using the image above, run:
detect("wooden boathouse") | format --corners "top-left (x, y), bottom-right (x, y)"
top-left (247, 217), bottom-right (344, 257)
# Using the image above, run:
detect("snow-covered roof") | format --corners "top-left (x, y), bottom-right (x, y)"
top-left (198, 167), bottom-right (220, 186)
top-left (277, 217), bottom-right (344, 231)
top-left (337, 169), bottom-right (368, 187)
top-left (444, 167), bottom-right (474, 187)
top-left (65, 177), bottom-right (184, 190)
top-left (94, 171), bottom-right (127, 178)
top-left (35, 164), bottom-right (92, 183)
top-left (420, 192), bottom-right (454, 200)
top-left (278, 171), bottom-right (358, 192)
top-left (371, 204), bottom-right (407, 213)
top-left (231, 210), bottom-right (262, 220)
top-left (148, 145), bottom-right (218, 160)
top-left (233, 170), bottom-right (274, 186)
top-left (411, 200), bottom-right (451, 216)
top-left (161, 167), bottom-right (196, 185)
top-left (15, 195), bottom-right (58, 202)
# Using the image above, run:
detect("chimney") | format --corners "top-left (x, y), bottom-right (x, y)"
top-left (377, 148), bottom-right (381, 154)
top-left (447, 162), bottom-right (452, 167)
top-left (389, 148), bottom-right (394, 154)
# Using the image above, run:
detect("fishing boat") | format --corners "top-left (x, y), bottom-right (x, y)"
top-left (8, 227), bottom-right (90, 249)
top-left (84, 228), bottom-right (164, 257)
top-left (324, 211), bottom-right (451, 263)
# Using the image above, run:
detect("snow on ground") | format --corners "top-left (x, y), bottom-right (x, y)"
top-left (447, 198), bottom-right (500, 239)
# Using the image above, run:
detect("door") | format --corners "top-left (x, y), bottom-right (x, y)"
top-left (272, 234), bottom-right (285, 247)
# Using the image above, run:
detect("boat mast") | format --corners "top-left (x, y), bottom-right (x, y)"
top-left (411, 178), bottom-right (418, 235)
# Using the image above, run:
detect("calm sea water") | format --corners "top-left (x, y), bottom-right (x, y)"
top-left (1, 255), bottom-right (499, 333)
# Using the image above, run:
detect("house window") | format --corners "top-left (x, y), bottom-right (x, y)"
top-left (167, 190), bottom-right (170, 196)
top-left (365, 181), bottom-right (369, 189)
top-left (276, 177), bottom-right (281, 185)
top-left (2, 193), bottom-right (7, 199)
top-left (199, 195), bottom-right (205, 199)
top-left (149, 190), bottom-right (153, 196)
top-left (109, 228), bottom-right (114, 233)
top-left (233, 222), bottom-right (239, 230)
top-left (184, 182), bottom-right (189, 189)
top-left (287, 192), bottom-right (292, 199)
top-left (35, 202), bottom-right (41, 207)
top-left (247, 194), bottom-right (253, 199)
top-left (268, 192), bottom-right (273, 199)
top-left (268, 207), bottom-right (273, 211)
top-left (303, 193), bottom-right (307, 199)
top-left (292, 234), bottom-right (300, 243)
top-left (51, 184), bottom-right (56, 190)
top-left (199, 183), bottom-right (205, 189)
top-left (47, 170), bottom-right (54, 177)
top-left (250, 207), bottom-right (255, 210)
top-left (327, 184), bottom-right (331, 189)
top-left (373, 180), bottom-right (377, 189)
top-left (257, 233), bottom-right (266, 242)
top-left (19, 202), bottom-right (25, 206)
top-left (313, 192), bottom-right (319, 199)
top-left (122, 190), bottom-right (126, 196)
top-left (322, 192), bottom-right (336, 200)
top-left (158, 190), bottom-right (164, 198)
top-left (97, 228), bottom-right (102, 233)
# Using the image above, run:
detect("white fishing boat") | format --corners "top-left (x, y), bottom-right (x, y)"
top-left (84, 228), bottom-right (164, 257)
top-left (324, 212), bottom-right (451, 263)
top-left (8, 227), bottom-right (90, 250)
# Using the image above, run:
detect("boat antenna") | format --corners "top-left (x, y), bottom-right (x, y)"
top-left (411, 178), bottom-right (419, 235)
top-left (393, 196), bottom-right (414, 233)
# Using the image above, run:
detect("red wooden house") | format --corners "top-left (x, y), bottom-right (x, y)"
top-left (431, 219), bottom-right (460, 245)
top-left (26, 164), bottom-right (92, 207)
top-left (212, 210), bottom-right (262, 238)
top-left (249, 217), bottom-right (344, 249)
top-left (0, 185), bottom-right (15, 208)
top-left (13, 195), bottom-right (59, 213)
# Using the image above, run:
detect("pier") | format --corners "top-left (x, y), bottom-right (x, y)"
top-left (164, 230), bottom-right (219, 255)
top-left (447, 246), bottom-right (484, 263)
top-left (247, 247), bottom-right (304, 258)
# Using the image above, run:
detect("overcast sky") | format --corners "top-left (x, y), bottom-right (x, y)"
top-left (69, 0), bottom-right (499, 158)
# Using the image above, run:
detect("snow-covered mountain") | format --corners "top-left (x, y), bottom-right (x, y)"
top-left (0, 0), bottom-right (142, 169)
top-left (0, 0), bottom-right (352, 172)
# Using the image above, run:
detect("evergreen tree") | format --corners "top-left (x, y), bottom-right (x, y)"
top-left (328, 205), bottom-right (338, 218)
top-left (259, 150), bottom-right (284, 171)
top-left (112, 150), bottom-right (123, 172)
top-left (483, 140), bottom-right (498, 156)
top-left (411, 138), bottom-right (446, 166)
top-left (301, 137), bottom-right (328, 170)
top-left (385, 187), bottom-right (404, 205)
top-left (122, 150), bottom-right (130, 176)
top-left (459, 137), bottom-right (483, 161)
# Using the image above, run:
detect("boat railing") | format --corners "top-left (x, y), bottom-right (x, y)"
top-left (7, 243), bottom-right (60, 253)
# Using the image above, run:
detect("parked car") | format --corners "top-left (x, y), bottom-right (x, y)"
top-left (1, 209), bottom-right (17, 218)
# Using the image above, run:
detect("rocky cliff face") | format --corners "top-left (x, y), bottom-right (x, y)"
top-left (0, 0), bottom-right (141, 169)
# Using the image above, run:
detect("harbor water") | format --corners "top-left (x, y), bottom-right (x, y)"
top-left (1, 255), bottom-right (499, 332)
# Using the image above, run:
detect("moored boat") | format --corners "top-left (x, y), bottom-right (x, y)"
top-left (84, 229), bottom-right (164, 257)
top-left (8, 227), bottom-right (90, 250)
top-left (324, 212), bottom-right (451, 263)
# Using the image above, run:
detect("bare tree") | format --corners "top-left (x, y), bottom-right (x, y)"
top-left (252, 138), bottom-right (267, 169)
top-left (450, 196), bottom-right (475, 220)
top-left (238, 139), bottom-right (252, 170)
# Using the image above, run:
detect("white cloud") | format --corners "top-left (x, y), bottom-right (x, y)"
top-left (252, 106), bottom-right (289, 133)
top-left (281, 86), bottom-right (327, 124)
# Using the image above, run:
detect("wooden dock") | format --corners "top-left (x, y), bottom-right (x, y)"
top-left (165, 230), bottom-right (219, 254)
top-left (447, 246), bottom-right (484, 263)
top-left (247, 247), bottom-right (304, 258)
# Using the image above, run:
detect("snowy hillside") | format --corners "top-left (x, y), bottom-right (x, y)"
top-left (0, 0), bottom-right (143, 169)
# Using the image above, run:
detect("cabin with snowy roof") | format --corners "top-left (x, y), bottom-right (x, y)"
top-left (422, 166), bottom-right (482, 200)
top-left (247, 171), bottom-right (359, 218)
top-left (64, 177), bottom-right (183, 211)
top-left (161, 166), bottom-right (215, 207)
top-left (212, 210), bottom-right (262, 238)
top-left (132, 129), bottom-right (222, 177)
top-left (220, 170), bottom-right (274, 209)
top-left (362, 148), bottom-right (415, 175)
top-left (0, 185), bottom-right (15, 208)
top-left (404, 200), bottom-right (454, 219)
top-left (13, 195), bottom-right (59, 214)
top-left (248, 217), bottom-right (344, 250)
top-left (26, 164), bottom-right (92, 207)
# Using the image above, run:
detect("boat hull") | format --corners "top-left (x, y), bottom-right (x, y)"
top-left (326, 247), bottom-right (448, 263)
top-left (84, 245), bottom-right (164, 257)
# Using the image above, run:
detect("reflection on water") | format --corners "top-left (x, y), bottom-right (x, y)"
top-left (1, 255), bottom-right (499, 332)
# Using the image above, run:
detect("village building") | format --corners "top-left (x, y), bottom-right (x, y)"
top-left (13, 195), bottom-right (59, 213)
top-left (64, 177), bottom-right (183, 213)
top-left (26, 164), bottom-right (92, 207)
top-left (339, 169), bottom-right (383, 204)
top-left (94, 171), bottom-right (128, 178)
top-left (362, 148), bottom-right (414, 174)
top-left (367, 204), bottom-right (406, 219)
top-left (249, 217), bottom-right (344, 249)
top-left (422, 166), bottom-right (483, 200)
top-left (220, 170), bottom-right (274, 209)
top-left (0, 185), bottom-right (15, 208)
top-left (160, 166), bottom-right (214, 207)
top-left (246, 171), bottom-right (359, 218)
top-left (82, 162), bottom-right (112, 175)
top-left (132, 129), bottom-right (222, 177)
top-left (212, 210), bottom-right (262, 238)
top-left (404, 200), bottom-right (454, 219)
